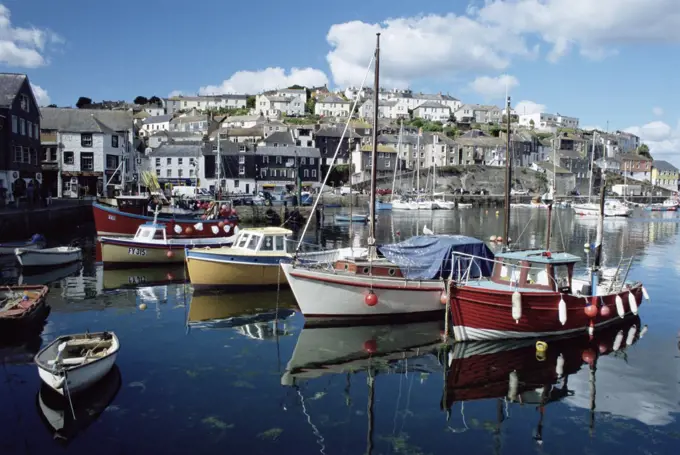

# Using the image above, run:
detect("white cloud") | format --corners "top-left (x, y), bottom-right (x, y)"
top-left (30, 83), bottom-right (50, 106)
top-left (624, 120), bottom-right (680, 165)
top-left (469, 74), bottom-right (519, 99)
top-left (197, 67), bottom-right (328, 95)
top-left (167, 90), bottom-right (183, 98)
top-left (0, 5), bottom-right (62, 68)
top-left (653, 107), bottom-right (664, 116)
top-left (325, 1), bottom-right (680, 87)
top-left (514, 100), bottom-right (546, 115)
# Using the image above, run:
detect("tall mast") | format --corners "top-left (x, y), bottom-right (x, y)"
top-left (368, 33), bottom-right (380, 251)
top-left (503, 96), bottom-right (512, 249)
top-left (390, 120), bottom-right (402, 201)
top-left (588, 133), bottom-right (596, 203)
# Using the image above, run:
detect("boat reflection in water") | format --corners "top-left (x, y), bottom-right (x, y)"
top-left (0, 334), bottom-right (42, 365)
top-left (188, 290), bottom-right (298, 339)
top-left (17, 261), bottom-right (83, 286)
top-left (442, 315), bottom-right (645, 442)
top-left (36, 365), bottom-right (122, 445)
top-left (100, 264), bottom-right (187, 291)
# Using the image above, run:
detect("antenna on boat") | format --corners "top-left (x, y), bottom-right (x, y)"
top-left (368, 33), bottom-right (380, 257)
top-left (503, 95), bottom-right (512, 250)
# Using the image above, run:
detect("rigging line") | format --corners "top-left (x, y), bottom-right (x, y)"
top-left (398, 368), bottom-right (416, 435)
top-left (513, 207), bottom-right (536, 246)
top-left (391, 354), bottom-right (406, 435)
top-left (294, 53), bottom-right (376, 254)
top-left (296, 386), bottom-right (328, 455)
top-left (556, 209), bottom-right (566, 250)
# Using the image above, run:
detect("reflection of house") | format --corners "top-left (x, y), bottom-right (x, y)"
top-left (40, 107), bottom-right (134, 198)
top-left (651, 160), bottom-right (679, 192)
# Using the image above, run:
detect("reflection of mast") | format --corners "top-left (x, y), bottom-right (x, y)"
top-left (366, 369), bottom-right (375, 455)
top-left (588, 354), bottom-right (597, 436)
top-left (493, 399), bottom-right (505, 455)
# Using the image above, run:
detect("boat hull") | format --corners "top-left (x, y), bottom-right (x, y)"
top-left (0, 286), bottom-right (50, 341)
top-left (93, 202), bottom-right (237, 237)
top-left (186, 250), bottom-right (288, 289)
top-left (99, 237), bottom-right (231, 265)
top-left (450, 283), bottom-right (644, 341)
top-left (16, 248), bottom-right (82, 267)
top-left (0, 241), bottom-right (42, 255)
top-left (280, 263), bottom-right (446, 324)
top-left (334, 214), bottom-right (368, 223)
top-left (572, 203), bottom-right (632, 217)
top-left (38, 353), bottom-right (118, 395)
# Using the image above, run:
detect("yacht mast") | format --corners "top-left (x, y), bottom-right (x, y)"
top-left (368, 33), bottom-right (380, 252)
top-left (503, 96), bottom-right (512, 249)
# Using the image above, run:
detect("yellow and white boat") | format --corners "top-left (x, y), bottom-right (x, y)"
top-left (185, 227), bottom-right (295, 289)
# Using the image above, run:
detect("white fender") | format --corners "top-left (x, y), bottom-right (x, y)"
top-left (639, 325), bottom-right (648, 339)
top-left (234, 226), bottom-right (240, 235)
top-left (615, 295), bottom-right (625, 318)
top-left (628, 292), bottom-right (638, 315)
top-left (626, 324), bottom-right (637, 346)
top-left (448, 351), bottom-right (453, 368)
top-left (555, 354), bottom-right (564, 378)
top-left (224, 224), bottom-right (231, 233)
top-left (508, 371), bottom-right (518, 401)
top-left (642, 286), bottom-right (650, 301)
top-left (211, 226), bottom-right (219, 234)
top-left (512, 291), bottom-right (522, 323)
top-left (174, 224), bottom-right (182, 234)
top-left (588, 321), bottom-right (594, 337)
top-left (613, 330), bottom-right (624, 351)
top-left (558, 296), bottom-right (567, 326)
top-left (194, 222), bottom-right (204, 231)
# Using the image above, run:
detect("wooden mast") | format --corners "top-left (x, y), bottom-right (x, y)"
top-left (503, 96), bottom-right (512, 249)
top-left (368, 33), bottom-right (380, 254)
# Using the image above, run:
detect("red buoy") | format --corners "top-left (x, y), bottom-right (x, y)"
top-left (185, 226), bottom-right (194, 236)
top-left (584, 304), bottom-right (598, 318)
top-left (218, 221), bottom-right (225, 228)
top-left (440, 291), bottom-right (448, 305)
top-left (363, 339), bottom-right (378, 353)
top-left (600, 304), bottom-right (611, 317)
top-left (166, 272), bottom-right (175, 281)
top-left (598, 342), bottom-right (610, 354)
top-left (365, 291), bottom-right (378, 307)
top-left (166, 250), bottom-right (174, 259)
top-left (582, 348), bottom-right (596, 366)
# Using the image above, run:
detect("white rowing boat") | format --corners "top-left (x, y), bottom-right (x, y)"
top-left (16, 246), bottom-right (82, 267)
top-left (35, 332), bottom-right (120, 395)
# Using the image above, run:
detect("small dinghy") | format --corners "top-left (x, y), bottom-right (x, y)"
top-left (16, 246), bottom-right (82, 268)
top-left (35, 332), bottom-right (120, 395)
top-left (0, 234), bottom-right (45, 255)
top-left (0, 286), bottom-right (50, 341)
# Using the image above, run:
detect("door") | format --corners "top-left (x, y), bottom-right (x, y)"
top-left (245, 183), bottom-right (250, 194)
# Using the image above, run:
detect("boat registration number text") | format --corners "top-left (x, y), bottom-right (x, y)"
top-left (128, 248), bottom-right (147, 256)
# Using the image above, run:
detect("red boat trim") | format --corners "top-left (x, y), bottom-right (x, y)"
top-left (94, 202), bottom-right (233, 224)
top-left (288, 270), bottom-right (445, 291)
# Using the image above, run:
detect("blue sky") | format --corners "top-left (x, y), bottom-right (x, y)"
top-left (2, 0), bottom-right (679, 162)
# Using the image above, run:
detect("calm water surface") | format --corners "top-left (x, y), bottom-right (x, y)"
top-left (1, 207), bottom-right (679, 454)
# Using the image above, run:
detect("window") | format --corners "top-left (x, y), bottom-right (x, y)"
top-left (312, 169), bottom-right (317, 178)
top-left (64, 151), bottom-right (74, 164)
top-left (263, 156), bottom-right (269, 164)
top-left (309, 157), bottom-right (314, 165)
top-left (27, 121), bottom-right (32, 138)
top-left (112, 135), bottom-right (119, 147)
top-left (22, 147), bottom-right (30, 163)
top-left (304, 169), bottom-right (309, 178)
top-left (155, 158), bottom-right (161, 166)
top-left (300, 157), bottom-right (306, 165)
top-left (178, 169), bottom-right (183, 177)
top-left (261, 236), bottom-right (274, 251)
top-left (189, 158), bottom-right (195, 165)
top-left (275, 236), bottom-right (285, 251)
top-left (20, 118), bottom-right (25, 135)
top-left (167, 158), bottom-right (172, 165)
top-left (79, 133), bottom-right (92, 147)
top-left (239, 166), bottom-right (245, 175)
top-left (106, 154), bottom-right (119, 169)
top-left (13, 146), bottom-right (22, 163)
top-left (156, 169), bottom-right (161, 177)
top-left (189, 169), bottom-right (194, 177)
top-left (276, 156), bottom-right (282, 164)
top-left (11, 115), bottom-right (17, 133)
top-left (20, 94), bottom-right (29, 112)
top-left (239, 156), bottom-right (245, 164)
top-left (385, 160), bottom-right (391, 168)
top-left (81, 152), bottom-right (94, 171)
top-left (178, 158), bottom-right (183, 165)
top-left (237, 234), bottom-right (249, 248)
top-left (234, 180), bottom-right (240, 188)
top-left (34, 123), bottom-right (39, 139)
top-left (166, 169), bottom-right (171, 177)
top-left (31, 148), bottom-right (37, 165)
top-left (260, 168), bottom-right (267, 178)
top-left (247, 235), bottom-right (260, 250)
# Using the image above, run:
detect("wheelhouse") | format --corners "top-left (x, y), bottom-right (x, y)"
top-left (231, 227), bottom-right (293, 254)
top-left (133, 223), bottom-right (167, 242)
top-left (491, 250), bottom-right (581, 293)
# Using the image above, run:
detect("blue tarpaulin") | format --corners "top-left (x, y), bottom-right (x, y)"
top-left (378, 235), bottom-right (495, 280)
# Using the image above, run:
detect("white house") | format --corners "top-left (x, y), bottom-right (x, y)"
top-left (140, 114), bottom-right (173, 137)
top-left (519, 112), bottom-right (580, 130)
top-left (615, 131), bottom-right (641, 154)
top-left (165, 95), bottom-right (248, 114)
top-left (315, 95), bottom-right (351, 118)
top-left (358, 99), bottom-right (408, 120)
top-left (221, 114), bottom-right (264, 129)
top-left (412, 101), bottom-right (451, 122)
top-left (149, 144), bottom-right (203, 186)
top-left (454, 104), bottom-right (502, 124)
top-left (169, 114), bottom-right (209, 133)
top-left (142, 105), bottom-right (165, 116)
top-left (381, 90), bottom-right (461, 112)
top-left (254, 94), bottom-right (305, 118)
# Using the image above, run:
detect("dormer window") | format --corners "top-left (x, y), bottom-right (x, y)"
top-left (20, 94), bottom-right (29, 112)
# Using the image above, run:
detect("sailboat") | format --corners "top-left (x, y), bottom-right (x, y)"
top-left (445, 96), bottom-right (648, 341)
top-left (281, 35), bottom-right (497, 323)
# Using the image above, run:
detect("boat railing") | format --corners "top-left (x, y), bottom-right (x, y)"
top-left (450, 251), bottom-right (561, 289)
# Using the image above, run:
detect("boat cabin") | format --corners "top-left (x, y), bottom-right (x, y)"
top-left (230, 227), bottom-right (293, 254)
top-left (133, 223), bottom-right (168, 243)
top-left (491, 250), bottom-right (581, 293)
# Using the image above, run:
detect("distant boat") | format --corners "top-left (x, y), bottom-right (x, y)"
top-left (16, 246), bottom-right (82, 268)
top-left (368, 200), bottom-right (392, 210)
top-left (573, 201), bottom-right (633, 217)
top-left (644, 198), bottom-right (679, 212)
top-left (334, 213), bottom-right (369, 223)
top-left (0, 234), bottom-right (45, 255)
top-left (35, 332), bottom-right (120, 395)
top-left (0, 285), bottom-right (50, 341)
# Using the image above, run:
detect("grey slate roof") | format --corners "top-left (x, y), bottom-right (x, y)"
top-left (315, 126), bottom-right (361, 139)
top-left (653, 160), bottom-right (678, 171)
top-left (170, 114), bottom-right (207, 124)
top-left (0, 73), bottom-right (27, 107)
top-left (40, 107), bottom-right (133, 132)
top-left (319, 95), bottom-right (350, 104)
top-left (414, 101), bottom-right (448, 110)
top-left (142, 114), bottom-right (173, 125)
top-left (148, 144), bottom-right (206, 157)
top-left (264, 131), bottom-right (294, 145)
top-left (257, 146), bottom-right (320, 158)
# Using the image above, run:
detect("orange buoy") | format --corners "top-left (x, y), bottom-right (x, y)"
top-left (584, 304), bottom-right (598, 318)
top-left (166, 250), bottom-right (174, 259)
top-left (440, 291), bottom-right (448, 305)
top-left (166, 272), bottom-right (175, 280)
top-left (365, 290), bottom-right (378, 307)
top-left (185, 226), bottom-right (194, 235)
top-left (218, 221), bottom-right (225, 228)
top-left (363, 339), bottom-right (378, 353)
top-left (600, 304), bottom-right (611, 317)
top-left (581, 348), bottom-right (596, 366)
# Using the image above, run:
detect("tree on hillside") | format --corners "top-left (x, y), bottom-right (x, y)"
top-left (529, 119), bottom-right (535, 129)
top-left (134, 96), bottom-right (149, 105)
top-left (288, 84), bottom-right (305, 90)
top-left (305, 97), bottom-right (316, 115)
top-left (149, 96), bottom-right (161, 105)
top-left (76, 97), bottom-right (92, 108)
top-left (636, 143), bottom-right (652, 159)
top-left (246, 95), bottom-right (256, 109)
top-left (47, 104), bottom-right (57, 108)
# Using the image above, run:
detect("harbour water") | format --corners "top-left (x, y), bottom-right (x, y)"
top-left (0, 207), bottom-right (679, 454)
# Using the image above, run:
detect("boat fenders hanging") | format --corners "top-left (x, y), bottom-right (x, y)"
top-left (558, 295), bottom-right (567, 326)
top-left (642, 286), bottom-right (650, 301)
top-left (508, 370), bottom-right (518, 401)
top-left (615, 295), bottom-right (625, 318)
top-left (512, 291), bottom-right (522, 323)
top-left (628, 291), bottom-right (638, 315)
